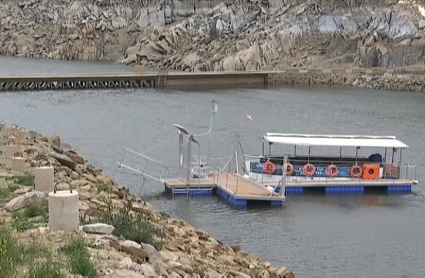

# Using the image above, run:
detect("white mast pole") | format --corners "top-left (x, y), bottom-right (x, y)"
top-left (206, 99), bottom-right (217, 168)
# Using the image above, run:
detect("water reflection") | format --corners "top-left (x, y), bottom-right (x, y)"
top-left (289, 193), bottom-right (407, 210)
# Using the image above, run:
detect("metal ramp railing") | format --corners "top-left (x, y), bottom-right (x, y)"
top-left (116, 147), bottom-right (170, 184)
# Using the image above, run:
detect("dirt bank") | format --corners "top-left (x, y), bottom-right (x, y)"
top-left (0, 122), bottom-right (294, 277)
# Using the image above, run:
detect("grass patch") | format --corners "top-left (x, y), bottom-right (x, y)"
top-left (5, 172), bottom-right (35, 187)
top-left (0, 226), bottom-right (25, 276)
top-left (87, 242), bottom-right (104, 250)
top-left (98, 198), bottom-right (165, 250)
top-left (0, 226), bottom-right (53, 277)
top-left (26, 262), bottom-right (64, 278)
top-left (22, 204), bottom-right (48, 220)
top-left (11, 219), bottom-right (35, 232)
top-left (15, 172), bottom-right (34, 186)
top-left (59, 237), bottom-right (97, 278)
top-left (0, 183), bottom-right (20, 200)
top-left (11, 204), bottom-right (48, 231)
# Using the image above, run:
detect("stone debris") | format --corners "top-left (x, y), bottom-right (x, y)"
top-left (268, 68), bottom-right (425, 92)
top-left (82, 223), bottom-right (115, 234)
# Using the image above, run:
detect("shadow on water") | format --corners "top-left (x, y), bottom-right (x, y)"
top-left (287, 191), bottom-right (411, 209)
top-left (161, 83), bottom-right (269, 93)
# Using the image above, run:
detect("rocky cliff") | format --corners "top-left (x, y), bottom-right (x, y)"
top-left (1, 0), bottom-right (425, 71)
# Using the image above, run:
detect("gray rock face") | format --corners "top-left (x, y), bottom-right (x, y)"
top-left (0, 0), bottom-right (423, 69)
top-left (315, 11), bottom-right (418, 39)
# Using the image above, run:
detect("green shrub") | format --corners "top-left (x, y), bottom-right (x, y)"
top-left (23, 204), bottom-right (48, 221)
top-left (11, 219), bottom-right (35, 232)
top-left (59, 237), bottom-right (97, 278)
top-left (11, 204), bottom-right (48, 231)
top-left (96, 182), bottom-right (110, 192)
top-left (99, 198), bottom-right (165, 250)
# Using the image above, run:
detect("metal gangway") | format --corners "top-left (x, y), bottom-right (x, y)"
top-left (115, 147), bottom-right (170, 195)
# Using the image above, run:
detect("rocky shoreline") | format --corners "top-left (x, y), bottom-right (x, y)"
top-left (269, 67), bottom-right (425, 92)
top-left (0, 122), bottom-right (294, 277)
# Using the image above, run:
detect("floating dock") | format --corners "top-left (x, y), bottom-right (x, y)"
top-left (164, 171), bottom-right (285, 206)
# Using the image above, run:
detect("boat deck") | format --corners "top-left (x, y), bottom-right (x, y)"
top-left (261, 178), bottom-right (414, 187)
top-left (164, 171), bottom-right (285, 206)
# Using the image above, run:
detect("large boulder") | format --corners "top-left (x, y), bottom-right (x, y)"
top-left (3, 191), bottom-right (48, 212)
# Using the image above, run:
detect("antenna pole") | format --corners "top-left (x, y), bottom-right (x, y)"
top-left (206, 99), bottom-right (217, 168)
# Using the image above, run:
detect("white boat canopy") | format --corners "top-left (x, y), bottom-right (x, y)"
top-left (263, 133), bottom-right (409, 148)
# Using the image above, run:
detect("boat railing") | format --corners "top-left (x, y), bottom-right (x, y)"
top-left (250, 161), bottom-right (417, 184)
top-left (397, 163), bottom-right (417, 182)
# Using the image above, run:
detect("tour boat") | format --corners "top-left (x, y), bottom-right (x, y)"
top-left (244, 133), bottom-right (418, 194)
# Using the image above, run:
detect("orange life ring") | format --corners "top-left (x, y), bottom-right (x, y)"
top-left (282, 163), bottom-right (294, 175)
top-left (350, 165), bottom-right (362, 178)
top-left (384, 164), bottom-right (396, 176)
top-left (303, 163), bottom-right (316, 176)
top-left (263, 161), bottom-right (276, 174)
top-left (326, 165), bottom-right (339, 177)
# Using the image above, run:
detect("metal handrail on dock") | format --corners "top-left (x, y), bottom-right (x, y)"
top-left (116, 147), bottom-right (170, 183)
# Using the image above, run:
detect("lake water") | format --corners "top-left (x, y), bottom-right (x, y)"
top-left (1, 56), bottom-right (425, 278)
